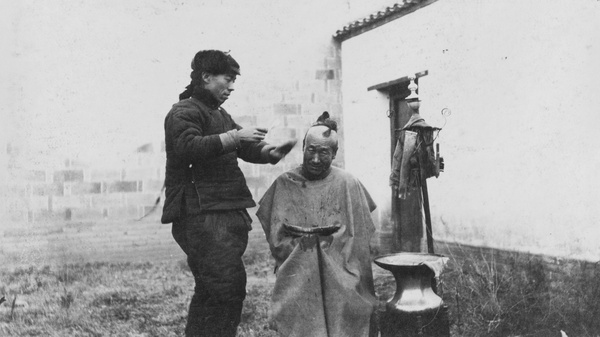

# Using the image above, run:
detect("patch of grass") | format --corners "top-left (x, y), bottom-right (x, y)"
top-left (1, 245), bottom-right (598, 336)
top-left (244, 248), bottom-right (276, 280)
top-left (238, 283), bottom-right (279, 337)
top-left (435, 244), bottom-right (600, 337)
top-left (0, 254), bottom-right (277, 337)
top-left (0, 262), bottom-right (190, 336)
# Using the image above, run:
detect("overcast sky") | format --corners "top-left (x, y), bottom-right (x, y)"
top-left (1, 0), bottom-right (395, 168)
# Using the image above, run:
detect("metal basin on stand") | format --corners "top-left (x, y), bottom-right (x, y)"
top-left (375, 252), bottom-right (450, 337)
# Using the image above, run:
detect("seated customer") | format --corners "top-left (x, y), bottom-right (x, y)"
top-left (257, 113), bottom-right (378, 337)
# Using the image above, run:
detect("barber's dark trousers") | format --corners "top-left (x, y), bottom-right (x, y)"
top-left (172, 210), bottom-right (250, 337)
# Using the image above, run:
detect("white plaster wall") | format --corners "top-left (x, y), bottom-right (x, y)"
top-left (342, 0), bottom-right (600, 260)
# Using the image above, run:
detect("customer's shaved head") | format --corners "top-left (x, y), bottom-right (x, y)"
top-left (304, 125), bottom-right (338, 152)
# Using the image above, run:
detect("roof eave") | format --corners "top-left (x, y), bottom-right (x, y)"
top-left (333, 0), bottom-right (440, 42)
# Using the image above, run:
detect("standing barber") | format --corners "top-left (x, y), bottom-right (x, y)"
top-left (161, 49), bottom-right (295, 337)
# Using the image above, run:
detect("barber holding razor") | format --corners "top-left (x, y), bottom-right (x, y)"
top-left (161, 49), bottom-right (296, 337)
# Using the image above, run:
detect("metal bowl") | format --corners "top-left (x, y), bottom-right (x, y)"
top-left (283, 223), bottom-right (341, 237)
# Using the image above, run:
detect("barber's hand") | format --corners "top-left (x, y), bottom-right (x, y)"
top-left (269, 139), bottom-right (298, 164)
top-left (238, 127), bottom-right (268, 143)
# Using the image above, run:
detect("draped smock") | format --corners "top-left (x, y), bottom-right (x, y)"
top-left (257, 166), bottom-right (378, 337)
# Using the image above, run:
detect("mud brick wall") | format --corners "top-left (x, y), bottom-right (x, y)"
top-left (5, 152), bottom-right (166, 224)
top-left (1, 42), bottom-right (347, 265)
top-left (5, 43), bottom-right (343, 225)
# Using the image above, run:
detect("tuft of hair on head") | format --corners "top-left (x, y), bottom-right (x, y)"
top-left (316, 111), bottom-right (330, 123)
top-left (303, 111), bottom-right (339, 150)
top-left (312, 111), bottom-right (337, 133)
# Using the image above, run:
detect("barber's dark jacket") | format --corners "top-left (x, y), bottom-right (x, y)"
top-left (161, 90), bottom-right (273, 224)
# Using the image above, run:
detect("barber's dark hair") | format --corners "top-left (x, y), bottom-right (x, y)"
top-left (303, 111), bottom-right (339, 150)
top-left (179, 50), bottom-right (240, 100)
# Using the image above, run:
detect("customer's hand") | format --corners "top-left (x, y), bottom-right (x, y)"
top-left (238, 127), bottom-right (268, 143)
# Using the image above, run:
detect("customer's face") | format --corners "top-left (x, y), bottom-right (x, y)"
top-left (302, 126), bottom-right (337, 180)
top-left (204, 73), bottom-right (236, 103)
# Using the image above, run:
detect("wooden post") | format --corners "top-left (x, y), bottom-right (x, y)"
top-left (421, 178), bottom-right (434, 254)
